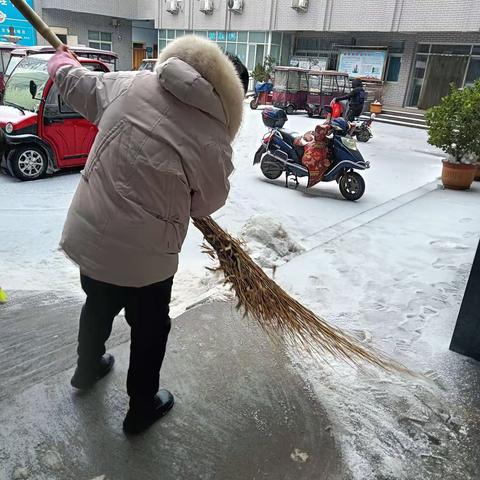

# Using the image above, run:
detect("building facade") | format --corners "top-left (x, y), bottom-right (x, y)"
top-left (19, 0), bottom-right (480, 108)
top-left (153, 0), bottom-right (480, 109)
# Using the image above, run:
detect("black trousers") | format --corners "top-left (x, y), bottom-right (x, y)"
top-left (346, 107), bottom-right (363, 122)
top-left (77, 274), bottom-right (173, 404)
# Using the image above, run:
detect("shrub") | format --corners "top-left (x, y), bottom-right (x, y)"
top-left (425, 80), bottom-right (480, 163)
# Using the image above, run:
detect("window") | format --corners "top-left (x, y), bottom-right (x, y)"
top-left (389, 41), bottom-right (405, 54)
top-left (431, 44), bottom-right (471, 55)
top-left (270, 45), bottom-right (280, 63)
top-left (417, 44), bottom-right (430, 54)
top-left (247, 44), bottom-right (256, 70)
top-left (255, 44), bottom-right (265, 67)
top-left (472, 46), bottom-right (480, 55)
top-left (237, 43), bottom-right (247, 65)
top-left (465, 59), bottom-right (480, 86)
top-left (272, 32), bottom-right (282, 45)
top-left (249, 32), bottom-right (266, 43)
top-left (322, 76), bottom-right (334, 94)
top-left (237, 31), bottom-right (248, 42)
top-left (88, 31), bottom-right (112, 51)
top-left (296, 37), bottom-right (317, 51)
top-left (386, 56), bottom-right (401, 82)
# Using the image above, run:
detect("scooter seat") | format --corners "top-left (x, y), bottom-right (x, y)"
top-left (278, 129), bottom-right (298, 146)
top-left (278, 129), bottom-right (304, 163)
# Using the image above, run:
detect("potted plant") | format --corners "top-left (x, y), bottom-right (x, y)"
top-left (369, 84), bottom-right (384, 114)
top-left (426, 80), bottom-right (480, 190)
top-left (251, 55), bottom-right (276, 84)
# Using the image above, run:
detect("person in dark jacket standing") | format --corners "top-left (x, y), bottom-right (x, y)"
top-left (334, 79), bottom-right (367, 122)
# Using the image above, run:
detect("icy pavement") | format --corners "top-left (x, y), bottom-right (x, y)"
top-left (0, 302), bottom-right (341, 480)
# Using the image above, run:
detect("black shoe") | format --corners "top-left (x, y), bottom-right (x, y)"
top-left (123, 389), bottom-right (175, 435)
top-left (70, 353), bottom-right (115, 389)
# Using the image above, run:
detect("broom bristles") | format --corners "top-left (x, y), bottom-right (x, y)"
top-left (193, 216), bottom-right (411, 374)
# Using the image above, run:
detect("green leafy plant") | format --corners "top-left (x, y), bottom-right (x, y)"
top-left (426, 80), bottom-right (480, 163)
top-left (251, 55), bottom-right (277, 83)
top-left (251, 63), bottom-right (268, 83)
top-left (263, 54), bottom-right (276, 79)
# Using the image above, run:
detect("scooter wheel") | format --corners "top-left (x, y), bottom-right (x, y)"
top-left (356, 130), bottom-right (371, 142)
top-left (261, 157), bottom-right (283, 180)
top-left (339, 172), bottom-right (365, 201)
top-left (307, 110), bottom-right (313, 118)
top-left (286, 105), bottom-right (295, 115)
top-left (250, 99), bottom-right (259, 110)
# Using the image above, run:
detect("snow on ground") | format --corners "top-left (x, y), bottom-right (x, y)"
top-left (2, 107), bottom-right (479, 477)
top-left (0, 108), bottom-right (442, 314)
top-left (275, 185), bottom-right (480, 479)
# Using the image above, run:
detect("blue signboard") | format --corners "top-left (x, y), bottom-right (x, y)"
top-left (0, 0), bottom-right (36, 46)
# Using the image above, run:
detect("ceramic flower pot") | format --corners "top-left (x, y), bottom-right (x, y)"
top-left (369, 103), bottom-right (383, 114)
top-left (441, 160), bottom-right (477, 190)
top-left (474, 163), bottom-right (480, 181)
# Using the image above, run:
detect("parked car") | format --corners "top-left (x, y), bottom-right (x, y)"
top-left (138, 58), bottom-right (156, 72)
top-left (0, 53), bottom-right (111, 181)
top-left (4, 45), bottom-right (118, 84)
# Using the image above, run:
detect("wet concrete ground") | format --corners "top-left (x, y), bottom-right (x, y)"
top-left (0, 296), bottom-right (342, 480)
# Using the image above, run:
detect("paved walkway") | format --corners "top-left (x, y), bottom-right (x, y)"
top-left (0, 300), bottom-right (342, 480)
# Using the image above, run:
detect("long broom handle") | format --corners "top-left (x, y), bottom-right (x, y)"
top-left (10, 0), bottom-right (63, 49)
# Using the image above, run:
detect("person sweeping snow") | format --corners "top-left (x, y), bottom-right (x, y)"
top-left (47, 36), bottom-right (248, 434)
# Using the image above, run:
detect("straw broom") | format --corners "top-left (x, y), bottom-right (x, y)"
top-left (193, 217), bottom-right (409, 373)
top-left (13, 0), bottom-right (407, 373)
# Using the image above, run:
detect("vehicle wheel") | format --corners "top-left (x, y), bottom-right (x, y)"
top-left (339, 172), bottom-right (365, 201)
top-left (286, 104), bottom-right (295, 115)
top-left (261, 157), bottom-right (283, 179)
top-left (11, 146), bottom-right (48, 181)
top-left (356, 130), bottom-right (371, 143)
top-left (250, 99), bottom-right (258, 110)
top-left (307, 109), bottom-right (313, 118)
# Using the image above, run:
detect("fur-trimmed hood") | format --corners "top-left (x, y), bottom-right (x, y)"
top-left (157, 35), bottom-right (244, 140)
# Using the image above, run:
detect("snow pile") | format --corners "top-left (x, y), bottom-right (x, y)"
top-left (240, 214), bottom-right (304, 269)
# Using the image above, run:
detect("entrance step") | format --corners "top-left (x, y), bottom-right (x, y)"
top-left (360, 107), bottom-right (427, 130)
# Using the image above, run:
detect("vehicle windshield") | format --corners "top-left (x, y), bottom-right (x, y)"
top-left (274, 70), bottom-right (288, 90)
top-left (138, 61), bottom-right (155, 72)
top-left (5, 55), bottom-right (22, 77)
top-left (3, 55), bottom-right (50, 112)
top-left (0, 50), bottom-right (12, 73)
top-left (309, 75), bottom-right (321, 93)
